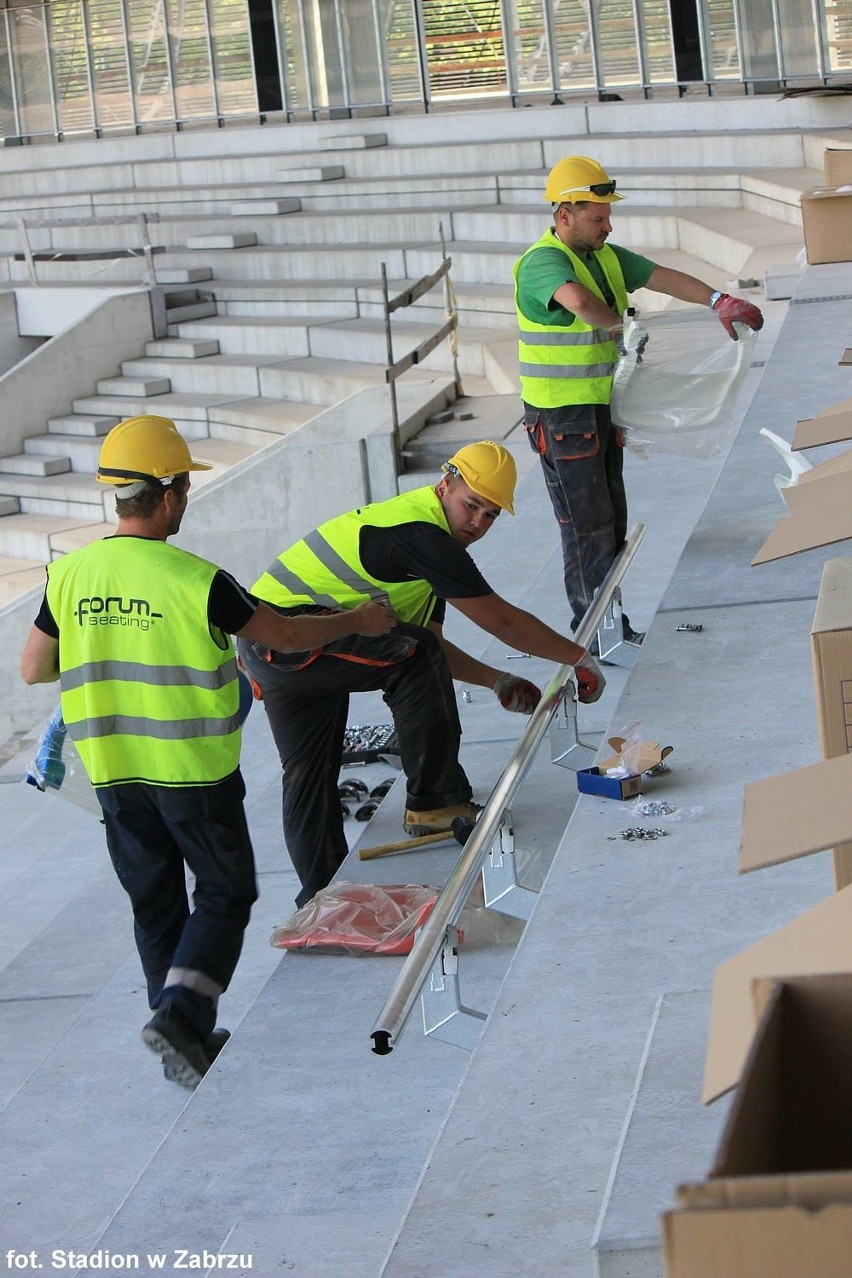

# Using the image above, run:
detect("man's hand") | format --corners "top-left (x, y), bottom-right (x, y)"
top-left (575, 652), bottom-right (606, 704)
top-left (712, 294), bottom-right (764, 340)
top-left (350, 601), bottom-right (396, 635)
top-left (493, 673), bottom-right (541, 715)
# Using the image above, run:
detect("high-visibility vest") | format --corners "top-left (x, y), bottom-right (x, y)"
top-left (46, 537), bottom-right (240, 787)
top-left (514, 233), bottom-right (629, 408)
top-left (252, 486), bottom-right (450, 627)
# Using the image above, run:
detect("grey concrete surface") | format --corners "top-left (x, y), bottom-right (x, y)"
top-left (1, 261), bottom-right (849, 1278)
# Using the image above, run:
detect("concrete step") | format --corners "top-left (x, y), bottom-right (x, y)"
top-left (155, 266), bottom-right (214, 284)
top-left (163, 301), bottom-right (218, 323)
top-left (170, 315), bottom-right (323, 357)
top-left (274, 164), bottom-right (345, 182)
top-left (256, 355), bottom-right (408, 405)
top-left (230, 198), bottom-right (301, 216)
top-left (305, 316), bottom-right (497, 377)
top-left (0, 495), bottom-right (20, 516)
top-left (0, 453), bottom-right (71, 477)
top-left (143, 338), bottom-right (221, 359)
top-left (0, 471), bottom-right (107, 520)
top-left (46, 413), bottom-right (120, 437)
top-left (71, 391), bottom-right (232, 429)
top-left (95, 375), bottom-right (172, 397)
top-left (0, 513), bottom-right (107, 559)
top-left (23, 433), bottom-right (101, 473)
top-left (119, 355), bottom-right (275, 397)
top-left (0, 556), bottom-right (50, 606)
top-left (207, 397), bottom-right (318, 446)
top-left (185, 232), bottom-right (257, 250)
top-left (318, 132), bottom-right (388, 150)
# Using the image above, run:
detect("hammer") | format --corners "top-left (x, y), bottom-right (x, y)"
top-left (358, 815), bottom-right (476, 861)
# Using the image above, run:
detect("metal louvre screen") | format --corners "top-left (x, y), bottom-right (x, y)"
top-left (421, 0), bottom-right (508, 99)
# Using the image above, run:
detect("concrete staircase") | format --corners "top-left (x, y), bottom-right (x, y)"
top-left (0, 102), bottom-right (845, 607)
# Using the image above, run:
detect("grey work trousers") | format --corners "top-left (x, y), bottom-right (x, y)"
top-left (523, 400), bottom-right (627, 630)
top-left (238, 622), bottom-right (472, 908)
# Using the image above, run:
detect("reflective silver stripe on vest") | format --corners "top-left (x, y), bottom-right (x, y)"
top-left (518, 360), bottom-right (616, 378)
top-left (263, 556), bottom-right (341, 610)
top-left (302, 528), bottom-right (390, 603)
top-left (66, 711), bottom-right (242, 742)
top-left (518, 327), bottom-right (611, 346)
top-left (59, 657), bottom-right (238, 694)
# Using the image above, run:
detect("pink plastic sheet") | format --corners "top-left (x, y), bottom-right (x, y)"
top-left (270, 882), bottom-right (442, 956)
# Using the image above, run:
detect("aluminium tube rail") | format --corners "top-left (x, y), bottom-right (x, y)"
top-left (370, 522), bottom-right (645, 1055)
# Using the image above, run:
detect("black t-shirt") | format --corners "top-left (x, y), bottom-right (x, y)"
top-left (359, 520), bottom-right (492, 625)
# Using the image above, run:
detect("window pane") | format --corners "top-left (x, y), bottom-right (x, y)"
top-left (381, 0), bottom-right (422, 104)
top-left (168, 0), bottom-right (215, 120)
top-left (7, 2), bottom-right (53, 137)
top-left (208, 0), bottom-right (256, 117)
top-left (88, 0), bottom-right (134, 133)
top-left (47, 1), bottom-right (94, 134)
top-left (126, 0), bottom-right (173, 124)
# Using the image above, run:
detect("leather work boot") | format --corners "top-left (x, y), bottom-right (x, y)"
top-left (403, 801), bottom-right (481, 837)
top-left (162, 1027), bottom-right (231, 1085)
top-left (141, 1006), bottom-right (211, 1091)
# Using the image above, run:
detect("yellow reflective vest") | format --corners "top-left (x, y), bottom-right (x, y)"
top-left (514, 234), bottom-right (629, 408)
top-left (252, 486), bottom-right (450, 627)
top-left (46, 537), bottom-right (240, 787)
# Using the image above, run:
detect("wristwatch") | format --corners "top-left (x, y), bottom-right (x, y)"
top-left (708, 289), bottom-right (724, 309)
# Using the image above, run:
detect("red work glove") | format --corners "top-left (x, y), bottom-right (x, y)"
top-left (712, 293), bottom-right (764, 340)
top-left (574, 652), bottom-right (606, 704)
top-left (493, 673), bottom-right (541, 715)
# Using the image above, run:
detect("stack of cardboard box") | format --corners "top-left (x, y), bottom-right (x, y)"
top-left (662, 168), bottom-right (852, 1273)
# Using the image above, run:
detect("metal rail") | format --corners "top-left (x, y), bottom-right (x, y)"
top-left (370, 522), bottom-right (645, 1055)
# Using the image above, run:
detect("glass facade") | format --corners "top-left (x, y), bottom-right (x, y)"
top-left (0, 0), bottom-right (848, 143)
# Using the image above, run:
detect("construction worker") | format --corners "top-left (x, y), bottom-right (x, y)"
top-left (237, 440), bottom-right (606, 908)
top-left (18, 415), bottom-right (394, 1090)
top-left (515, 155), bottom-right (764, 642)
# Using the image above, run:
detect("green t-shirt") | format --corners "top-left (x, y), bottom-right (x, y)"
top-left (516, 230), bottom-right (655, 326)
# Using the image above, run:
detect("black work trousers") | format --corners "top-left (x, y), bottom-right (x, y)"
top-left (238, 623), bottom-right (472, 908)
top-left (97, 769), bottom-right (258, 1040)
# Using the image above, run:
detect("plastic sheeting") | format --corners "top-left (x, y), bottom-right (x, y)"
top-left (611, 308), bottom-right (758, 459)
top-left (270, 882), bottom-right (442, 956)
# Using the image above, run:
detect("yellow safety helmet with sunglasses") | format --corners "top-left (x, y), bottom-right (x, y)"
top-left (545, 156), bottom-right (624, 205)
top-left (442, 441), bottom-right (517, 516)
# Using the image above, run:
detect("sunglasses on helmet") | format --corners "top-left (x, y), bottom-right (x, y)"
top-left (561, 180), bottom-right (617, 198)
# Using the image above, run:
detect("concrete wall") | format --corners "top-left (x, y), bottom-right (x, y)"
top-left (173, 379), bottom-right (452, 583)
top-left (0, 292), bottom-right (41, 371)
top-left (0, 288), bottom-right (155, 456)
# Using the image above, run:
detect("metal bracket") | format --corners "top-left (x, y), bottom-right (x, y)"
top-left (596, 589), bottom-right (638, 669)
top-left (481, 808), bottom-right (537, 921)
top-left (549, 683), bottom-right (597, 771)
top-left (421, 925), bottom-right (487, 1050)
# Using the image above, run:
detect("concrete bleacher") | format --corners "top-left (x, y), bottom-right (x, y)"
top-left (2, 97), bottom-right (852, 1274)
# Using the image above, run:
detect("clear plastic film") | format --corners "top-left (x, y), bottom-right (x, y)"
top-left (611, 308), bottom-right (758, 459)
top-left (26, 706), bottom-right (102, 817)
top-left (270, 883), bottom-right (443, 956)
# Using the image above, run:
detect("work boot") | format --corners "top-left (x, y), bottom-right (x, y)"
top-left (403, 801), bottom-right (481, 837)
top-left (141, 1005), bottom-right (210, 1092)
top-left (162, 1027), bottom-right (230, 1085)
top-left (622, 617), bottom-right (646, 646)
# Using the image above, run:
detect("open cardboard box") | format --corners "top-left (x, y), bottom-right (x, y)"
top-left (664, 972), bottom-right (852, 1277)
top-left (576, 736), bottom-right (673, 800)
top-left (792, 397), bottom-right (852, 451)
top-left (811, 559), bottom-right (852, 887)
top-left (824, 146), bottom-right (852, 187)
top-left (740, 751), bottom-right (852, 875)
top-left (800, 187), bottom-right (852, 265)
top-left (751, 469), bottom-right (852, 564)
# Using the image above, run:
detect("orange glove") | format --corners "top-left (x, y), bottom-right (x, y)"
top-left (712, 293), bottom-right (764, 341)
top-left (493, 673), bottom-right (541, 715)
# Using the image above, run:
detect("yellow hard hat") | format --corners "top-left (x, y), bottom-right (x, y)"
top-left (96, 415), bottom-right (212, 487)
top-left (545, 156), bottom-right (623, 204)
top-left (442, 441), bottom-right (517, 515)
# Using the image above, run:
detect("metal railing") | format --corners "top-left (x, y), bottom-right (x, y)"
top-left (370, 521), bottom-right (645, 1056)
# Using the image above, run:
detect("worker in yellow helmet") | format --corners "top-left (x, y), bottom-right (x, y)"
top-left (515, 156), bottom-right (764, 650)
top-left (19, 415), bottom-right (394, 1091)
top-left (239, 440), bottom-right (606, 908)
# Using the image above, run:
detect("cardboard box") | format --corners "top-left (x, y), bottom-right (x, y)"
top-left (800, 187), bottom-right (852, 265)
top-left (793, 398), bottom-right (852, 450)
top-left (664, 973), bottom-right (852, 1277)
top-left (740, 751), bottom-right (852, 874)
top-left (576, 737), bottom-right (673, 800)
top-left (824, 146), bottom-right (852, 187)
top-left (751, 469), bottom-right (852, 564)
top-left (811, 559), bottom-right (852, 888)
